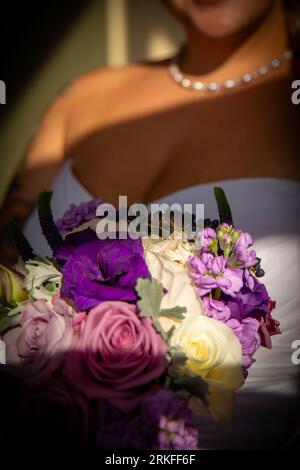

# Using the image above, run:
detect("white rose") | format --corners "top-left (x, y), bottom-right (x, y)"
top-left (171, 314), bottom-right (244, 423)
top-left (171, 313), bottom-right (244, 391)
top-left (142, 232), bottom-right (203, 331)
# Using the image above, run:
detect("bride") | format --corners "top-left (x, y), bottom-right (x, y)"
top-left (1, 0), bottom-right (300, 449)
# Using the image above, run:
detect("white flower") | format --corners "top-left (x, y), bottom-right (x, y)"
top-left (24, 257), bottom-right (62, 302)
top-left (171, 314), bottom-right (244, 390)
top-left (170, 313), bottom-right (244, 422)
top-left (142, 232), bottom-right (203, 332)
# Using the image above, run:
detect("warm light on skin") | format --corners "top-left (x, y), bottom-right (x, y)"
top-left (164, 0), bottom-right (289, 81)
top-left (163, 0), bottom-right (278, 39)
top-left (0, 0), bottom-right (296, 213)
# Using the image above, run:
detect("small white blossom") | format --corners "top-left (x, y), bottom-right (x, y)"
top-left (24, 256), bottom-right (62, 302)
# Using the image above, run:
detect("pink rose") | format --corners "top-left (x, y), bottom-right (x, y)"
top-left (14, 378), bottom-right (95, 448)
top-left (5, 297), bottom-right (74, 383)
top-left (64, 301), bottom-right (168, 412)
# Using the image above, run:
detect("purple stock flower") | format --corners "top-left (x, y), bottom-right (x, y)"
top-left (55, 229), bottom-right (150, 310)
top-left (200, 228), bottom-right (217, 251)
top-left (202, 296), bottom-right (231, 322)
top-left (189, 252), bottom-right (243, 297)
top-left (55, 199), bottom-right (103, 235)
top-left (230, 232), bottom-right (257, 268)
top-left (226, 317), bottom-right (261, 370)
top-left (200, 269), bottom-right (270, 372)
top-left (244, 268), bottom-right (255, 290)
top-left (96, 389), bottom-right (199, 450)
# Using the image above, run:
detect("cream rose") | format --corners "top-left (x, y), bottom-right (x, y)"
top-left (170, 314), bottom-right (244, 392)
top-left (142, 232), bottom-right (203, 331)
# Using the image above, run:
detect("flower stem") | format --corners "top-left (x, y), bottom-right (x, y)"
top-left (214, 288), bottom-right (221, 300)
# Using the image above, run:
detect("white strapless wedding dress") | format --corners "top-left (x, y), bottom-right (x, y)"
top-left (24, 161), bottom-right (300, 449)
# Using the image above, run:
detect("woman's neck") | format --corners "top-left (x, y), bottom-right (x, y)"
top-left (179, 1), bottom-right (289, 80)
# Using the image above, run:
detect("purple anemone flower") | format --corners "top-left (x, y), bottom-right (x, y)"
top-left (225, 278), bottom-right (270, 322)
top-left (55, 229), bottom-right (150, 310)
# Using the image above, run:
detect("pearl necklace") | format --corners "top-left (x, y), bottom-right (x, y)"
top-left (168, 49), bottom-right (293, 92)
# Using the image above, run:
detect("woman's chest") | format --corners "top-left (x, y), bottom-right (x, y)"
top-left (68, 82), bottom-right (299, 203)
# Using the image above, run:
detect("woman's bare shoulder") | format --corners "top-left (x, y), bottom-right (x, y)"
top-left (63, 61), bottom-right (167, 103)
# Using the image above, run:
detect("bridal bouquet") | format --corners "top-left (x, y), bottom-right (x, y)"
top-left (0, 188), bottom-right (280, 449)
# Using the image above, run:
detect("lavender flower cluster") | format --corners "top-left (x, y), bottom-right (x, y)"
top-left (97, 389), bottom-right (199, 450)
top-left (55, 198), bottom-right (103, 235)
top-left (189, 224), bottom-right (280, 372)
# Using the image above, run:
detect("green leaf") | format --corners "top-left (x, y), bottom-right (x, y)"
top-left (165, 325), bottom-right (176, 343)
top-left (0, 304), bottom-right (10, 316)
top-left (159, 306), bottom-right (187, 320)
top-left (168, 353), bottom-right (210, 402)
top-left (9, 220), bottom-right (34, 261)
top-left (0, 311), bottom-right (21, 333)
top-left (152, 319), bottom-right (168, 340)
top-left (136, 278), bottom-right (186, 346)
top-left (6, 302), bottom-right (26, 317)
top-left (44, 281), bottom-right (58, 293)
top-left (214, 187), bottom-right (234, 226)
top-left (136, 278), bottom-right (164, 319)
top-left (209, 237), bottom-right (219, 257)
top-left (38, 190), bottom-right (64, 252)
top-left (174, 375), bottom-right (209, 403)
top-left (152, 320), bottom-right (175, 352)
top-left (0, 316), bottom-right (11, 333)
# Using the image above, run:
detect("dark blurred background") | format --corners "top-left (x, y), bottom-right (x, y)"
top-left (0, 1), bottom-right (95, 114)
top-left (0, 0), bottom-right (183, 203)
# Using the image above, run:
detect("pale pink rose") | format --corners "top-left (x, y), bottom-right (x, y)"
top-left (5, 297), bottom-right (74, 383)
top-left (63, 301), bottom-right (168, 412)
